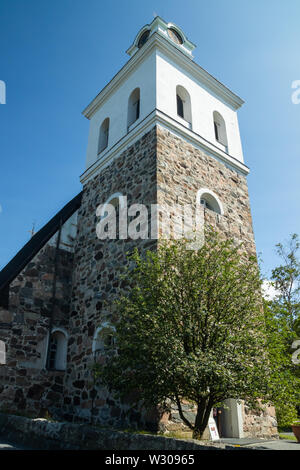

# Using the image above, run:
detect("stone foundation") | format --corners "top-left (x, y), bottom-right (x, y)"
top-left (242, 403), bottom-right (278, 439)
top-left (0, 413), bottom-right (238, 450)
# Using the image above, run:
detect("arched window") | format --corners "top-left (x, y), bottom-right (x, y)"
top-left (47, 328), bottom-right (68, 371)
top-left (0, 340), bottom-right (6, 365)
top-left (213, 111), bottom-right (228, 152)
top-left (196, 188), bottom-right (224, 215)
top-left (176, 85), bottom-right (192, 126)
top-left (137, 30), bottom-right (150, 48)
top-left (128, 88), bottom-right (140, 129)
top-left (92, 323), bottom-right (116, 359)
top-left (98, 117), bottom-right (109, 154)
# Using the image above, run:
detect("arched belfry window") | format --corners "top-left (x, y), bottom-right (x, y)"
top-left (137, 30), bottom-right (150, 48)
top-left (196, 188), bottom-right (224, 215)
top-left (176, 85), bottom-right (192, 126)
top-left (98, 117), bottom-right (109, 154)
top-left (213, 111), bottom-right (228, 152)
top-left (128, 88), bottom-right (140, 129)
top-left (47, 328), bottom-right (68, 371)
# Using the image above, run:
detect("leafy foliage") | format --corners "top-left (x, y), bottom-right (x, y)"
top-left (94, 229), bottom-right (279, 438)
top-left (263, 234), bottom-right (300, 426)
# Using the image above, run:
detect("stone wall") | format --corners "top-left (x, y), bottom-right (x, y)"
top-left (156, 125), bottom-right (256, 252)
top-left (0, 124), bottom-right (278, 439)
top-left (242, 403), bottom-right (278, 439)
top-left (62, 128), bottom-right (158, 428)
top-left (0, 413), bottom-right (232, 450)
top-left (60, 125), bottom-right (277, 437)
top-left (0, 237), bottom-right (75, 415)
top-left (155, 126), bottom-right (276, 438)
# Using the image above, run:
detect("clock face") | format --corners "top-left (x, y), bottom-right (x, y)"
top-left (167, 28), bottom-right (183, 45)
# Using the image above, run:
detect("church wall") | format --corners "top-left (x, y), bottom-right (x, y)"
top-left (156, 52), bottom-right (244, 162)
top-left (85, 51), bottom-right (156, 170)
top-left (0, 125), bottom-right (278, 438)
top-left (62, 127), bottom-right (158, 428)
top-left (156, 125), bottom-right (254, 250)
top-left (242, 402), bottom-right (278, 439)
top-left (61, 125), bottom-right (277, 437)
top-left (155, 125), bottom-right (277, 438)
top-left (0, 231), bottom-right (75, 416)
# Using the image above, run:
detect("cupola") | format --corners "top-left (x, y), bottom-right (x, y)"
top-left (126, 16), bottom-right (196, 59)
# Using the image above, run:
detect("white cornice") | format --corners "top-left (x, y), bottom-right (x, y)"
top-left (80, 109), bottom-right (249, 186)
top-left (82, 32), bottom-right (244, 120)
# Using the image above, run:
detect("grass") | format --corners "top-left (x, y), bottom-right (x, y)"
top-left (279, 433), bottom-right (297, 441)
top-left (163, 430), bottom-right (193, 440)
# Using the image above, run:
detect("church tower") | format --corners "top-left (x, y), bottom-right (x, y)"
top-left (63, 17), bottom-right (276, 437)
top-left (0, 17), bottom-right (278, 440)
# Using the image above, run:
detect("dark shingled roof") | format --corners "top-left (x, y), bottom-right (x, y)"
top-left (0, 192), bottom-right (82, 308)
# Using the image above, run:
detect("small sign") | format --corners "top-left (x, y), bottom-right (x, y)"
top-left (208, 417), bottom-right (220, 441)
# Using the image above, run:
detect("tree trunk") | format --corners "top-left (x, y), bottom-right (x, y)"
top-left (192, 397), bottom-right (213, 440)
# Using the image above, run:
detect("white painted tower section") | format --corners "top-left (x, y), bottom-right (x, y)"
top-left (81, 16), bottom-right (247, 185)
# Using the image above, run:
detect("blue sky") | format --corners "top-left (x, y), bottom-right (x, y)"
top-left (0, 0), bottom-right (299, 277)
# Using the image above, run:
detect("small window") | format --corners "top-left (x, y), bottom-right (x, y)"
top-left (177, 94), bottom-right (184, 118)
top-left (176, 85), bottom-right (192, 125)
top-left (98, 118), bottom-right (109, 154)
top-left (213, 111), bottom-right (228, 151)
top-left (0, 340), bottom-right (6, 365)
top-left (138, 30), bottom-right (150, 48)
top-left (92, 323), bottom-right (116, 359)
top-left (48, 335), bottom-right (58, 370)
top-left (47, 329), bottom-right (68, 371)
top-left (200, 198), bottom-right (214, 212)
top-left (133, 99), bottom-right (140, 121)
top-left (214, 122), bottom-right (219, 141)
top-left (197, 189), bottom-right (223, 215)
top-left (128, 88), bottom-right (140, 128)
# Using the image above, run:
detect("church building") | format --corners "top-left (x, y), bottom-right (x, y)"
top-left (0, 17), bottom-right (277, 439)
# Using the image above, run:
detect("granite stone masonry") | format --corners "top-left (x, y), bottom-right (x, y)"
top-left (0, 126), bottom-right (277, 439)
top-left (0, 413), bottom-right (236, 450)
top-left (0, 235), bottom-right (75, 415)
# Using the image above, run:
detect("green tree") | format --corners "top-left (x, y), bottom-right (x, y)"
top-left (94, 230), bottom-right (279, 439)
top-left (264, 234), bottom-right (300, 426)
